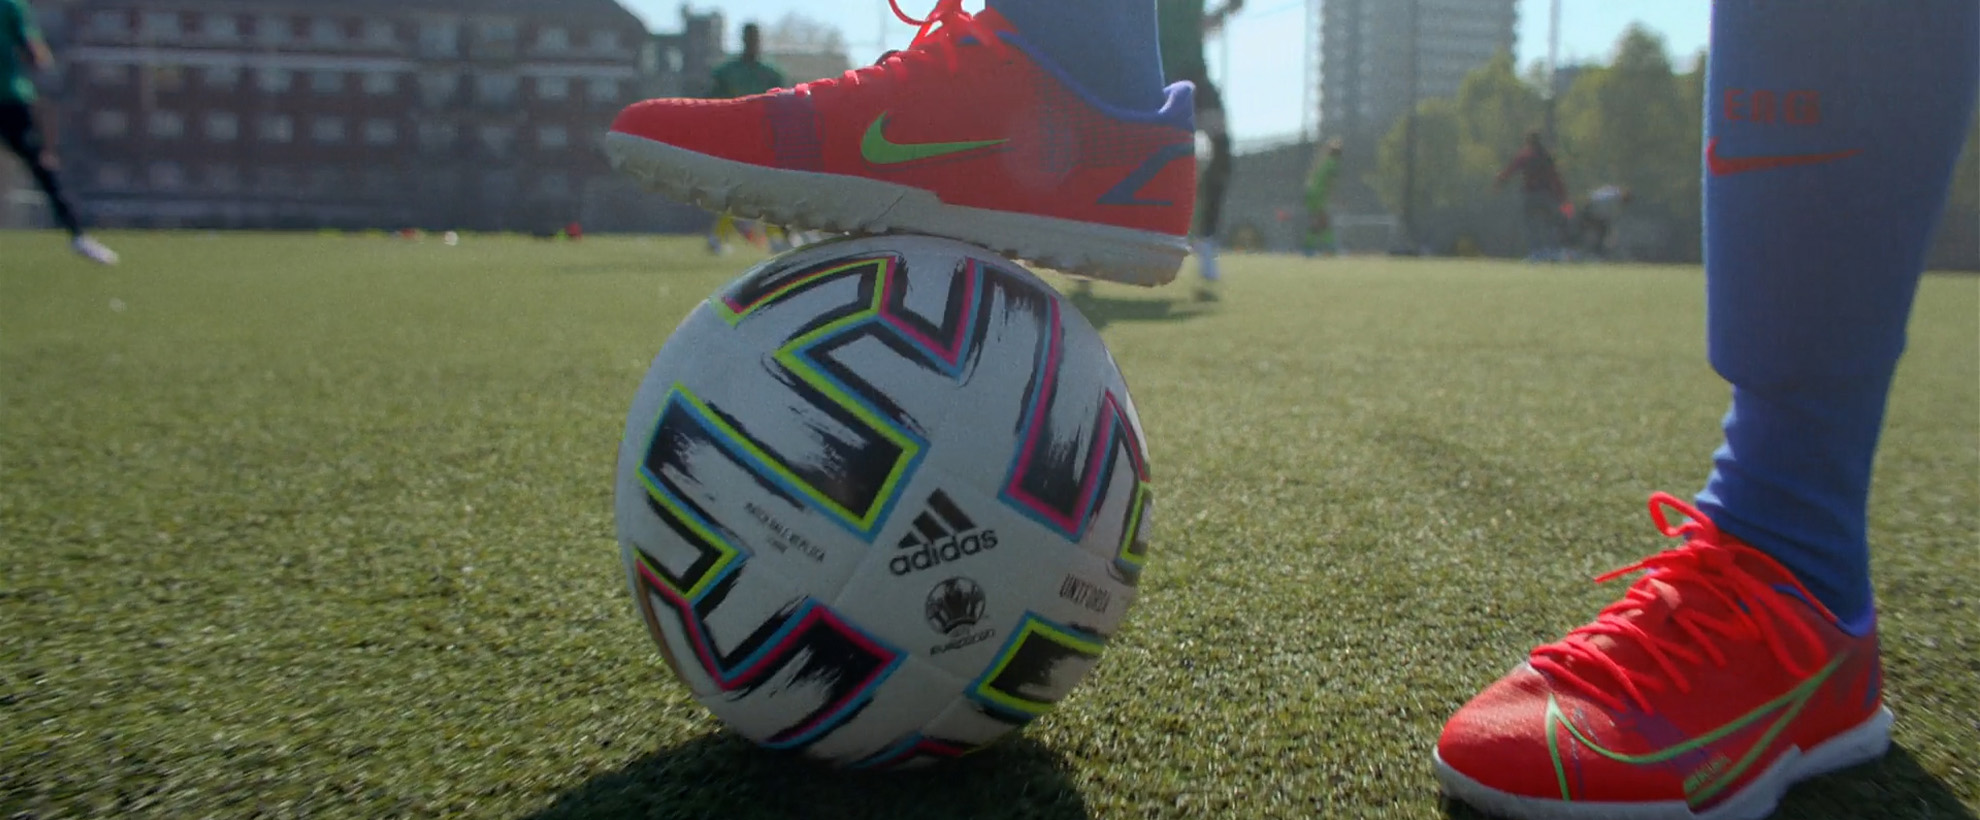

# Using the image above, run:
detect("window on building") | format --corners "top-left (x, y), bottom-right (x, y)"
top-left (257, 166), bottom-right (297, 193)
top-left (418, 71), bottom-right (458, 106)
top-left (363, 71), bottom-right (398, 95)
top-left (536, 124), bottom-right (568, 150)
top-left (309, 167), bottom-right (341, 195)
top-left (205, 112), bottom-right (239, 142)
top-left (259, 15), bottom-right (291, 45)
top-left (481, 169), bottom-right (520, 199)
top-left (96, 164), bottom-right (130, 189)
top-left (258, 68), bottom-right (292, 93)
top-left (89, 62), bottom-right (128, 86)
top-left (535, 76), bottom-right (569, 100)
top-left (418, 121), bottom-right (457, 150)
top-left (91, 110), bottom-right (128, 138)
top-left (537, 26), bottom-right (568, 53)
top-left (312, 117), bottom-right (346, 144)
top-left (477, 19), bottom-right (518, 46)
top-left (149, 161), bottom-right (188, 191)
top-left (207, 164), bottom-right (241, 193)
top-left (310, 18), bottom-right (343, 47)
top-left (363, 168), bottom-right (396, 196)
top-left (202, 14), bottom-right (239, 43)
top-left (260, 115), bottom-right (294, 143)
top-left (147, 111), bottom-right (185, 139)
top-left (478, 124), bottom-right (516, 156)
top-left (203, 64), bottom-right (240, 90)
top-left (586, 77), bottom-right (619, 103)
top-left (149, 65), bottom-right (186, 92)
top-left (364, 119), bottom-right (398, 145)
top-left (420, 21), bottom-right (459, 57)
top-left (140, 11), bottom-right (181, 41)
top-left (364, 20), bottom-right (396, 48)
top-left (589, 30), bottom-right (621, 54)
top-left (538, 172), bottom-right (571, 197)
top-left (311, 71), bottom-right (342, 94)
top-left (476, 73), bottom-right (518, 106)
top-left (86, 11), bottom-right (127, 39)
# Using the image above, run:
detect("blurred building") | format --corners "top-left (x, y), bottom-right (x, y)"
top-left (1319, 0), bottom-right (1518, 147)
top-left (32, 0), bottom-right (658, 232)
top-left (640, 6), bottom-right (725, 99)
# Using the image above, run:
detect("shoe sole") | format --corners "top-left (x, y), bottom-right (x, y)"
top-left (605, 132), bottom-right (1187, 286)
top-left (1433, 706), bottom-right (1893, 820)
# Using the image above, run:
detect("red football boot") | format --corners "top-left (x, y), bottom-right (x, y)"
top-left (1435, 494), bottom-right (1889, 820)
top-left (606, 0), bottom-right (1198, 285)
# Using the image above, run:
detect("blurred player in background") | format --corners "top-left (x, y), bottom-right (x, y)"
top-left (1494, 129), bottom-right (1569, 262)
top-left (703, 23), bottom-right (790, 255)
top-left (1302, 138), bottom-right (1343, 257)
top-left (2, 0), bottom-right (116, 264)
top-left (1159, 0), bottom-right (1243, 297)
top-left (1568, 184), bottom-right (1631, 260)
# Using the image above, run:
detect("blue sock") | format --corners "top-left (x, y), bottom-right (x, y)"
top-left (985, 0), bottom-right (1165, 111)
top-left (1696, 0), bottom-right (1978, 626)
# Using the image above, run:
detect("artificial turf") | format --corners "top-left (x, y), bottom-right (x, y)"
top-left (2, 232), bottom-right (1974, 820)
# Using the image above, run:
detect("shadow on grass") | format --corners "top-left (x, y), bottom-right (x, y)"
top-left (1063, 286), bottom-right (1214, 333)
top-left (1440, 744), bottom-right (1974, 820)
top-left (524, 731), bottom-right (1089, 820)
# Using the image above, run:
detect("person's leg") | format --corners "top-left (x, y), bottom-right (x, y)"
top-left (984, 0), bottom-right (1164, 111)
top-left (1697, 0), bottom-right (1979, 627)
top-left (1193, 76), bottom-right (1230, 283)
top-left (1435, 6), bottom-right (1976, 817)
top-left (0, 104), bottom-right (83, 237)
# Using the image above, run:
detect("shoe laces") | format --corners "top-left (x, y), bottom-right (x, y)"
top-left (803, 0), bottom-right (1006, 93)
top-left (1527, 493), bottom-right (1826, 715)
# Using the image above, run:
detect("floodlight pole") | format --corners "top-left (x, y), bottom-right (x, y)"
top-left (1545, 0), bottom-right (1561, 140)
top-left (1397, 0), bottom-right (1421, 254)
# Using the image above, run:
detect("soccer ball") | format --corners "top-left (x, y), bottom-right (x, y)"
top-left (613, 235), bottom-right (1153, 768)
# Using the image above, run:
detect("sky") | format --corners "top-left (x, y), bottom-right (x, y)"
top-left (624, 0), bottom-right (1710, 142)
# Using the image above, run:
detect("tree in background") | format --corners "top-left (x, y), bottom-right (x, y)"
top-left (1554, 26), bottom-right (1702, 261)
top-left (1373, 52), bottom-right (1544, 257)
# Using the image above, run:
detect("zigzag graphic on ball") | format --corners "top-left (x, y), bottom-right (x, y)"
top-left (847, 731), bottom-right (979, 770)
top-left (630, 387), bottom-right (905, 751)
top-left (997, 292), bottom-right (1154, 583)
top-left (966, 611), bottom-right (1108, 723)
top-left (698, 253), bottom-right (1009, 540)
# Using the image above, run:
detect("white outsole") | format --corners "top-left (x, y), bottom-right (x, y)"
top-left (1433, 706), bottom-right (1895, 820)
top-left (605, 132), bottom-right (1188, 286)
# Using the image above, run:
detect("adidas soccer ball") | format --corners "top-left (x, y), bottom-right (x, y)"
top-left (613, 235), bottom-right (1152, 768)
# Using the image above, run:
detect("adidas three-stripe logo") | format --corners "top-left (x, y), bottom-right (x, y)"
top-left (890, 491), bottom-right (999, 576)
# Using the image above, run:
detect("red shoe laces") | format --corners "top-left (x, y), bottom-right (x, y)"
top-left (1527, 493), bottom-right (1826, 715)
top-left (806, 0), bottom-right (1004, 91)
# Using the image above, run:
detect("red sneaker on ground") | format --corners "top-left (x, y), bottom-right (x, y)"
top-left (605, 0), bottom-right (1198, 285)
top-left (1435, 493), bottom-right (1889, 820)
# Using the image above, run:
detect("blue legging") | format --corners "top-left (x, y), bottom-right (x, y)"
top-left (1696, 0), bottom-right (1978, 626)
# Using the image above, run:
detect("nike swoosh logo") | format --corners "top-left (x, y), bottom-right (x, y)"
top-left (1707, 138), bottom-right (1863, 176)
top-left (1543, 653), bottom-right (1849, 807)
top-left (861, 112), bottom-right (1008, 166)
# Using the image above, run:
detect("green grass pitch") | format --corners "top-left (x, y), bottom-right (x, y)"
top-left (2, 232), bottom-right (1975, 820)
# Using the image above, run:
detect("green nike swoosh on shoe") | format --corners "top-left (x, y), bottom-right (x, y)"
top-left (860, 112), bottom-right (1008, 165)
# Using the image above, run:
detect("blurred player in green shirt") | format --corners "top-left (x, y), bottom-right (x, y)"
top-left (709, 23), bottom-right (788, 99)
top-left (704, 23), bottom-right (794, 254)
top-left (2, 0), bottom-right (116, 263)
top-left (1303, 139), bottom-right (1342, 257)
top-left (1157, 0), bottom-right (1241, 297)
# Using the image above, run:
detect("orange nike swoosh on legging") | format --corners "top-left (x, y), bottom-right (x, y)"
top-left (1707, 138), bottom-right (1864, 176)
